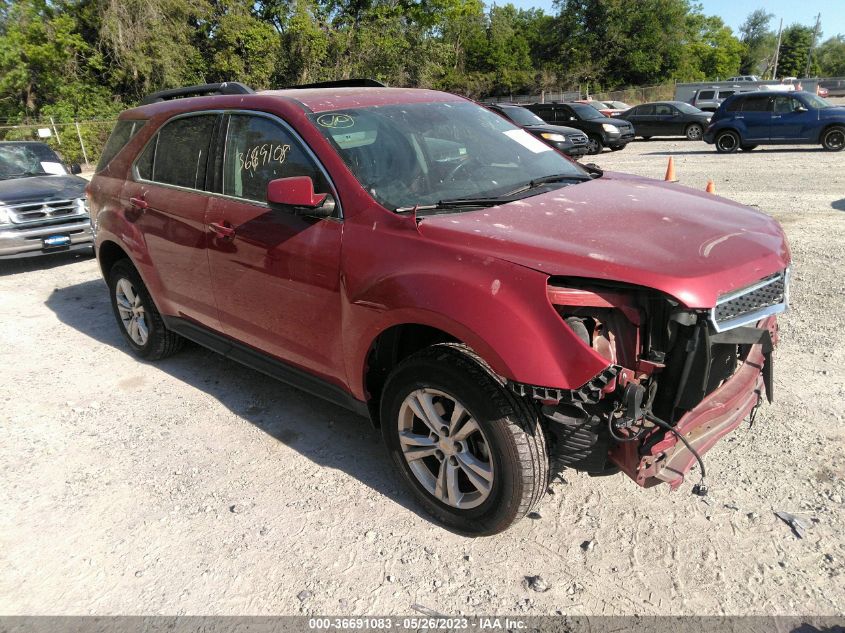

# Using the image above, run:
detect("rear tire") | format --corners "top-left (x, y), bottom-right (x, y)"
top-left (586, 136), bottom-right (604, 154)
top-left (821, 126), bottom-right (845, 151)
top-left (715, 130), bottom-right (740, 153)
top-left (108, 259), bottom-right (183, 360)
top-left (685, 123), bottom-right (704, 141)
top-left (380, 344), bottom-right (548, 535)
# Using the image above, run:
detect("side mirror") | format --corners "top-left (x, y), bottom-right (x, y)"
top-left (69, 163), bottom-right (82, 175)
top-left (794, 105), bottom-right (808, 113)
top-left (267, 176), bottom-right (334, 218)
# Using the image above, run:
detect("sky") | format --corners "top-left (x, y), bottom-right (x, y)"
top-left (506, 0), bottom-right (845, 39)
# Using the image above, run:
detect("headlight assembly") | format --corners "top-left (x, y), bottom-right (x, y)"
top-left (601, 124), bottom-right (619, 133)
top-left (540, 132), bottom-right (567, 143)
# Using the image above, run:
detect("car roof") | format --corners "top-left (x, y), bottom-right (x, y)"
top-left (122, 87), bottom-right (465, 118)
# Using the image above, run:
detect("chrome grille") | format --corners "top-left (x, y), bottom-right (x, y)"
top-left (570, 134), bottom-right (588, 146)
top-left (5, 199), bottom-right (80, 225)
top-left (711, 269), bottom-right (789, 332)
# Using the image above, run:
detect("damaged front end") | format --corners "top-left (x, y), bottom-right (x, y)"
top-left (510, 271), bottom-right (789, 491)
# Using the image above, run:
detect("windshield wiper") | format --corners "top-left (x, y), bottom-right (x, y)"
top-left (395, 198), bottom-right (514, 213)
top-left (502, 173), bottom-right (592, 197)
top-left (0, 170), bottom-right (41, 180)
top-left (394, 173), bottom-right (597, 214)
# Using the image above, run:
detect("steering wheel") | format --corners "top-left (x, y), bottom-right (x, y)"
top-left (443, 156), bottom-right (480, 183)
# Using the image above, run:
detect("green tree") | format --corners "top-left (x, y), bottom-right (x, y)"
top-left (0, 0), bottom-right (97, 118)
top-left (816, 35), bottom-right (845, 77)
top-left (738, 8), bottom-right (775, 76)
top-left (99, 0), bottom-right (209, 99)
top-left (680, 14), bottom-right (742, 81)
top-left (777, 24), bottom-right (817, 78)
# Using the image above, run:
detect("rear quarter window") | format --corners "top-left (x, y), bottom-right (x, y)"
top-left (96, 120), bottom-right (146, 172)
top-left (698, 91), bottom-right (715, 100)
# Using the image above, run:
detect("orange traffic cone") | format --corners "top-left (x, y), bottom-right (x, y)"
top-left (664, 157), bottom-right (677, 182)
top-left (705, 179), bottom-right (715, 194)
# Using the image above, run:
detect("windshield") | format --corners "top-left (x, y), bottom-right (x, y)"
top-left (570, 103), bottom-right (603, 119)
top-left (310, 101), bottom-right (588, 211)
top-left (674, 103), bottom-right (704, 114)
top-left (500, 106), bottom-right (546, 126)
top-left (0, 144), bottom-right (64, 180)
top-left (803, 94), bottom-right (832, 109)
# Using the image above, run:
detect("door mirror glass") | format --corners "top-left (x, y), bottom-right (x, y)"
top-left (267, 176), bottom-right (333, 217)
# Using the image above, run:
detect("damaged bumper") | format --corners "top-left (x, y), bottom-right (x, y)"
top-left (613, 315), bottom-right (778, 489)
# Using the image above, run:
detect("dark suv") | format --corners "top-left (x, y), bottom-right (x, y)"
top-left (0, 142), bottom-right (91, 258)
top-left (704, 91), bottom-right (845, 152)
top-left (487, 104), bottom-right (589, 158)
top-left (90, 81), bottom-right (789, 535)
top-left (525, 102), bottom-right (635, 153)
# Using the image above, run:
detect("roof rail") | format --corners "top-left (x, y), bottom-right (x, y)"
top-left (287, 79), bottom-right (387, 89)
top-left (139, 82), bottom-right (254, 105)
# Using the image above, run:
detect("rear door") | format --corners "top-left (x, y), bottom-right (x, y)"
top-left (627, 105), bottom-right (655, 136)
top-left (738, 95), bottom-right (773, 141)
top-left (123, 113), bottom-right (221, 329)
top-left (205, 112), bottom-right (346, 384)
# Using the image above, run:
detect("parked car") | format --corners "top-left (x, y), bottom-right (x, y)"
top-left (0, 141), bottom-right (91, 259)
top-left (90, 80), bottom-right (790, 535)
top-left (525, 102), bottom-right (635, 153)
top-left (690, 87), bottom-right (756, 112)
top-left (703, 91), bottom-right (845, 152)
top-left (600, 100), bottom-right (632, 116)
top-left (616, 101), bottom-right (712, 140)
top-left (577, 100), bottom-right (627, 117)
top-left (487, 103), bottom-right (589, 158)
top-left (726, 75), bottom-right (760, 82)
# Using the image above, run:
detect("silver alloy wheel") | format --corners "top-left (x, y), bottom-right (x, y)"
top-left (115, 278), bottom-right (149, 346)
top-left (686, 124), bottom-right (703, 140)
top-left (397, 388), bottom-right (494, 510)
top-left (586, 138), bottom-right (601, 154)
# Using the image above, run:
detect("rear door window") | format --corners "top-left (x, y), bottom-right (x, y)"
top-left (741, 96), bottom-right (771, 112)
top-left (142, 114), bottom-right (217, 190)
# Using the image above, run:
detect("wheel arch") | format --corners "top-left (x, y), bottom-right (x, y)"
top-left (819, 122), bottom-right (845, 144)
top-left (97, 239), bottom-right (131, 280)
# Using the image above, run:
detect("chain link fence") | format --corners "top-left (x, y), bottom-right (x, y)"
top-left (0, 118), bottom-right (117, 169)
top-left (480, 82), bottom-right (676, 106)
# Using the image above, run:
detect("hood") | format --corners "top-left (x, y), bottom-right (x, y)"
top-left (418, 173), bottom-right (790, 308)
top-left (524, 124), bottom-right (586, 136)
top-left (0, 174), bottom-right (88, 206)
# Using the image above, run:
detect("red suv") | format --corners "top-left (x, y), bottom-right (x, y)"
top-left (89, 81), bottom-right (790, 535)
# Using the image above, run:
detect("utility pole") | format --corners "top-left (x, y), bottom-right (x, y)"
top-left (772, 18), bottom-right (783, 80)
top-left (805, 13), bottom-right (821, 77)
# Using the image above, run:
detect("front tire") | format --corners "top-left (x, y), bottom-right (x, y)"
top-left (715, 130), bottom-right (740, 153)
top-left (108, 259), bottom-right (183, 360)
top-left (821, 126), bottom-right (845, 151)
top-left (380, 344), bottom-right (548, 535)
top-left (685, 123), bottom-right (703, 141)
top-left (586, 136), bottom-right (604, 155)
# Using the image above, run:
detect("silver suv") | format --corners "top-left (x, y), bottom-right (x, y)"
top-left (691, 87), bottom-right (755, 112)
top-left (0, 142), bottom-right (91, 259)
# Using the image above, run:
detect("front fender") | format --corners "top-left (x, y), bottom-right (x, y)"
top-left (340, 221), bottom-right (609, 401)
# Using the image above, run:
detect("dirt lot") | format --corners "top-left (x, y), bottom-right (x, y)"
top-left (1, 133), bottom-right (844, 617)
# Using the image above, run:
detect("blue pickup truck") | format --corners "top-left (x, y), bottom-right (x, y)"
top-left (703, 91), bottom-right (845, 153)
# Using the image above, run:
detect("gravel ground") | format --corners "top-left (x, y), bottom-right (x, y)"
top-left (1, 129), bottom-right (844, 617)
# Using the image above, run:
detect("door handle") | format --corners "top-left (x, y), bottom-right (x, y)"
top-left (209, 221), bottom-right (236, 239)
top-left (129, 197), bottom-right (149, 210)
